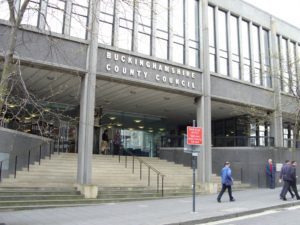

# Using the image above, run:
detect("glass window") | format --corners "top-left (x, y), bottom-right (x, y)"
top-left (173, 0), bottom-right (184, 36)
top-left (99, 0), bottom-right (114, 45)
top-left (0, 1), bottom-right (10, 20)
top-left (218, 10), bottom-right (228, 76)
top-left (117, 0), bottom-right (133, 51)
top-left (137, 1), bottom-right (152, 55)
top-left (45, 0), bottom-right (65, 34)
top-left (290, 42), bottom-right (297, 93)
top-left (263, 29), bottom-right (272, 88)
top-left (187, 0), bottom-right (199, 67)
top-left (230, 15), bottom-right (240, 79)
top-left (173, 42), bottom-right (184, 64)
top-left (70, 1), bottom-right (89, 39)
top-left (242, 20), bottom-right (250, 82)
top-left (208, 6), bottom-right (216, 72)
top-left (281, 38), bottom-right (289, 93)
top-left (156, 38), bottom-right (168, 59)
top-left (21, 0), bottom-right (41, 27)
top-left (252, 25), bottom-right (261, 85)
top-left (156, 0), bottom-right (168, 32)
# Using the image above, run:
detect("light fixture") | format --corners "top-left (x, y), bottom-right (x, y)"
top-left (109, 116), bottom-right (116, 120)
top-left (134, 119), bottom-right (142, 123)
top-left (159, 128), bottom-right (165, 132)
top-left (138, 126), bottom-right (144, 129)
top-left (116, 123), bottom-right (123, 127)
top-left (44, 108), bottom-right (50, 112)
top-left (25, 116), bottom-right (31, 120)
top-left (31, 114), bottom-right (37, 118)
top-left (148, 130), bottom-right (154, 133)
top-left (8, 104), bottom-right (16, 108)
top-left (128, 128), bottom-right (134, 130)
top-left (107, 125), bottom-right (112, 128)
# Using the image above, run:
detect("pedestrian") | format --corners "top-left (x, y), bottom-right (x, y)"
top-left (217, 161), bottom-right (235, 203)
top-left (290, 161), bottom-right (300, 200)
top-left (279, 160), bottom-right (293, 200)
top-left (100, 129), bottom-right (109, 154)
top-left (266, 159), bottom-right (276, 189)
top-left (113, 130), bottom-right (121, 155)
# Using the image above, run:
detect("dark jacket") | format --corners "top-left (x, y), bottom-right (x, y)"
top-left (266, 163), bottom-right (276, 176)
top-left (280, 164), bottom-right (293, 182)
top-left (291, 166), bottom-right (297, 184)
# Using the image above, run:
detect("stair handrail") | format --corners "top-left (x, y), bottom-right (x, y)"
top-left (0, 139), bottom-right (54, 181)
top-left (118, 148), bottom-right (165, 197)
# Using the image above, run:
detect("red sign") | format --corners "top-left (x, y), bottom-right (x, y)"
top-left (187, 126), bottom-right (203, 145)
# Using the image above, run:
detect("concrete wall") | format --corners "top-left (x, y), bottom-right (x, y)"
top-left (0, 127), bottom-right (53, 179)
top-left (160, 147), bottom-right (300, 187)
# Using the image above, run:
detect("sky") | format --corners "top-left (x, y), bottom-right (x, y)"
top-left (243, 0), bottom-right (300, 29)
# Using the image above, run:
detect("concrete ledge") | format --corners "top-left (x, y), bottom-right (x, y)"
top-left (76, 184), bottom-right (98, 199)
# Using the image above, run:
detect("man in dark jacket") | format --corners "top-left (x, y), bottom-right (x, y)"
top-left (279, 160), bottom-right (293, 200)
top-left (217, 161), bottom-right (235, 203)
top-left (290, 161), bottom-right (300, 200)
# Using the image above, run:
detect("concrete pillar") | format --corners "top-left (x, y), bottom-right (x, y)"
top-left (77, 0), bottom-right (100, 185)
top-left (270, 18), bottom-right (283, 147)
top-left (197, 0), bottom-right (212, 183)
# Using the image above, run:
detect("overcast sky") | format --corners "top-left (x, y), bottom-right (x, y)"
top-left (242, 0), bottom-right (300, 28)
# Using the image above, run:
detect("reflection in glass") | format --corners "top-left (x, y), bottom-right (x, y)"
top-left (98, 21), bottom-right (113, 45)
top-left (118, 27), bottom-right (132, 50)
top-left (21, 0), bottom-right (40, 27)
top-left (156, 0), bottom-right (168, 32)
top-left (70, 2), bottom-right (88, 39)
top-left (263, 29), bottom-right (271, 88)
top-left (252, 25), bottom-right (261, 85)
top-left (173, 42), bottom-right (184, 64)
top-left (230, 15), bottom-right (240, 79)
top-left (45, 0), bottom-right (65, 34)
top-left (242, 21), bottom-right (251, 82)
top-left (0, 1), bottom-right (9, 20)
top-left (137, 33), bottom-right (151, 55)
top-left (208, 6), bottom-right (216, 72)
top-left (156, 38), bottom-right (168, 59)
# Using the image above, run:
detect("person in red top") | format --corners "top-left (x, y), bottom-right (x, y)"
top-left (266, 159), bottom-right (276, 189)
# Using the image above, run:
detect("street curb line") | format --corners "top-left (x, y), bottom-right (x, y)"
top-left (165, 201), bottom-right (300, 225)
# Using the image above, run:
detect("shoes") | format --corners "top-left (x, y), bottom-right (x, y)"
top-left (291, 194), bottom-right (295, 199)
top-left (296, 197), bottom-right (300, 200)
top-left (217, 198), bottom-right (221, 203)
top-left (230, 198), bottom-right (235, 202)
top-left (280, 196), bottom-right (287, 201)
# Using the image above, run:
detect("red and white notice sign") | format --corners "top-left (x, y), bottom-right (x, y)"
top-left (187, 126), bottom-right (203, 145)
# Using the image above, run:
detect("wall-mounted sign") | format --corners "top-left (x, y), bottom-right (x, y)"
top-left (98, 48), bottom-right (202, 93)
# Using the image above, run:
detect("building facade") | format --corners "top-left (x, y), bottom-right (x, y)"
top-left (0, 0), bottom-right (300, 186)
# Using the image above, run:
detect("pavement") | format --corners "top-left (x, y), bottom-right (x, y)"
top-left (0, 187), bottom-right (300, 225)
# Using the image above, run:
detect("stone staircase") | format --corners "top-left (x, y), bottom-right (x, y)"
top-left (0, 153), bottom-right (250, 210)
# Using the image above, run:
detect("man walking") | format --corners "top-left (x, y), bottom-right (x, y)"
top-left (266, 159), bottom-right (276, 189)
top-left (279, 160), bottom-right (293, 200)
top-left (290, 161), bottom-right (300, 200)
top-left (217, 161), bottom-right (235, 203)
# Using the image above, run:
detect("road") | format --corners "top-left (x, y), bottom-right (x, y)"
top-left (198, 205), bottom-right (300, 225)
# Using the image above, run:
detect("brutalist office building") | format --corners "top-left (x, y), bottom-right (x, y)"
top-left (0, 0), bottom-right (300, 186)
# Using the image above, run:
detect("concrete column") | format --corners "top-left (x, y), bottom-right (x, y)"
top-left (168, 0), bottom-right (173, 61)
top-left (270, 18), bottom-right (283, 147)
top-left (132, 0), bottom-right (138, 52)
top-left (214, 6), bottom-right (220, 74)
top-left (77, 0), bottom-right (100, 185)
top-left (196, 97), bottom-right (205, 183)
top-left (197, 0), bottom-right (212, 183)
top-left (112, 0), bottom-right (120, 47)
top-left (151, 0), bottom-right (157, 57)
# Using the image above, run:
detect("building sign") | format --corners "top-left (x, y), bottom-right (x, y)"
top-left (187, 126), bottom-right (203, 145)
top-left (98, 49), bottom-right (202, 92)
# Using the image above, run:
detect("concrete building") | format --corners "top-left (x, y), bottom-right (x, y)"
top-left (0, 0), bottom-right (300, 188)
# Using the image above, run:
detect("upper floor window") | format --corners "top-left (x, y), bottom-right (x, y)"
top-left (45, 0), bottom-right (65, 34)
top-left (99, 0), bottom-right (115, 45)
top-left (208, 5), bottom-right (216, 72)
top-left (187, 0), bottom-right (199, 67)
top-left (230, 15), bottom-right (240, 79)
top-left (172, 0), bottom-right (184, 64)
top-left (252, 25), bottom-right (261, 85)
top-left (70, 0), bottom-right (88, 39)
top-left (241, 20), bottom-right (251, 82)
top-left (218, 10), bottom-right (228, 76)
top-left (21, 0), bottom-right (40, 27)
top-left (263, 29), bottom-right (272, 88)
top-left (0, 1), bottom-right (10, 21)
top-left (137, 1), bottom-right (152, 55)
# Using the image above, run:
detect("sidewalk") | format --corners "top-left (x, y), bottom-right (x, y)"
top-left (0, 187), bottom-right (299, 225)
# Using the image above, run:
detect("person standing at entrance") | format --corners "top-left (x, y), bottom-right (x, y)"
top-left (217, 161), bottom-right (235, 203)
top-left (266, 159), bottom-right (276, 189)
top-left (113, 130), bottom-right (121, 155)
top-left (100, 129), bottom-right (109, 154)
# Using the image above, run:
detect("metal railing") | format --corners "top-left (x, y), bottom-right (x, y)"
top-left (118, 148), bottom-right (165, 197)
top-left (0, 140), bottom-right (54, 182)
top-left (213, 136), bottom-right (275, 147)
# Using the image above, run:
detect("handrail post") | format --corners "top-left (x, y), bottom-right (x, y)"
top-left (39, 145), bottom-right (42, 165)
top-left (240, 167), bottom-right (243, 182)
top-left (27, 150), bottom-right (31, 171)
top-left (14, 156), bottom-right (17, 178)
top-left (132, 156), bottom-right (135, 173)
top-left (157, 174), bottom-right (159, 193)
top-left (49, 142), bottom-right (52, 159)
top-left (148, 167), bottom-right (150, 186)
top-left (125, 155), bottom-right (127, 168)
top-left (161, 175), bottom-right (164, 197)
top-left (0, 161), bottom-right (2, 182)
top-left (58, 138), bottom-right (60, 154)
top-left (140, 162), bottom-right (142, 180)
top-left (118, 148), bottom-right (121, 162)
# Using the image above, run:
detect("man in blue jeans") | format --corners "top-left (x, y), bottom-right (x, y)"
top-left (217, 161), bottom-right (235, 203)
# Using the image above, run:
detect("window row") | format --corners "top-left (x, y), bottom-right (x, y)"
top-left (208, 5), bottom-right (272, 88)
